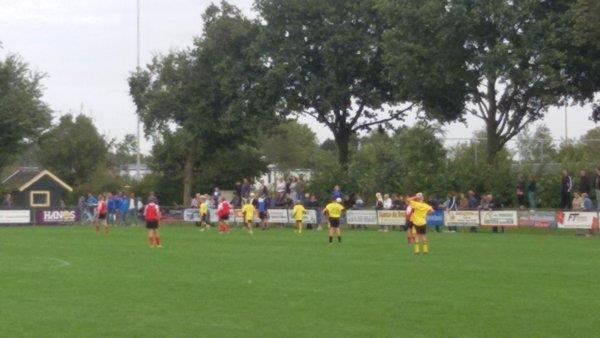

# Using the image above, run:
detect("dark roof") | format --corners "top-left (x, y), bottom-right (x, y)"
top-left (1, 167), bottom-right (73, 192)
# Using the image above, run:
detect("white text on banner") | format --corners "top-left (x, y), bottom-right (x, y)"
top-left (346, 210), bottom-right (378, 225)
top-left (377, 210), bottom-right (406, 226)
top-left (444, 211), bottom-right (480, 227)
top-left (480, 210), bottom-right (518, 226)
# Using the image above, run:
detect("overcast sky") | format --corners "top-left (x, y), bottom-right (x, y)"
top-left (0, 0), bottom-right (595, 153)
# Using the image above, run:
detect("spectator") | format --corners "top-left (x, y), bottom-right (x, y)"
top-left (383, 194), bottom-right (393, 210)
top-left (241, 178), bottom-right (251, 200)
top-left (354, 195), bottom-right (364, 209)
top-left (296, 175), bottom-right (306, 202)
top-left (560, 170), bottom-right (573, 210)
top-left (119, 192), bottom-right (129, 225)
top-left (234, 182), bottom-right (242, 205)
top-left (480, 194), bottom-right (502, 233)
top-left (582, 193), bottom-right (593, 211)
top-left (528, 175), bottom-right (537, 210)
top-left (572, 193), bottom-right (584, 211)
top-left (128, 193), bottom-right (138, 226)
top-left (579, 170), bottom-right (591, 195)
top-left (516, 174), bottom-right (526, 207)
top-left (85, 193), bottom-right (98, 221)
top-left (443, 192), bottom-right (458, 232)
top-left (428, 195), bottom-right (441, 232)
top-left (332, 185), bottom-right (343, 200)
top-left (290, 177), bottom-right (298, 203)
top-left (276, 178), bottom-right (286, 199)
top-left (467, 190), bottom-right (478, 209)
top-left (212, 187), bottom-right (220, 206)
top-left (375, 193), bottom-right (387, 232)
top-left (458, 193), bottom-right (468, 209)
top-left (258, 179), bottom-right (269, 197)
top-left (191, 193), bottom-right (200, 208)
top-left (305, 194), bottom-right (320, 230)
top-left (3, 193), bottom-right (12, 208)
top-left (595, 166), bottom-right (600, 211)
top-left (107, 192), bottom-right (117, 225)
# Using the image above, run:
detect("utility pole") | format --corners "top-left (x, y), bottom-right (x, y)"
top-left (564, 101), bottom-right (568, 142)
top-left (136, 0), bottom-right (141, 179)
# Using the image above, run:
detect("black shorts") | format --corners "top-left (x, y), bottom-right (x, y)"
top-left (415, 225), bottom-right (426, 234)
top-left (98, 213), bottom-right (107, 220)
top-left (146, 220), bottom-right (159, 229)
top-left (219, 215), bottom-right (229, 221)
top-left (201, 214), bottom-right (208, 222)
top-left (259, 212), bottom-right (268, 220)
top-left (329, 218), bottom-right (340, 228)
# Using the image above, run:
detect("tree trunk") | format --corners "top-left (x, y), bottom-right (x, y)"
top-left (182, 150), bottom-right (194, 207)
top-left (485, 76), bottom-right (500, 164)
top-left (486, 124), bottom-right (501, 165)
top-left (335, 129), bottom-right (351, 171)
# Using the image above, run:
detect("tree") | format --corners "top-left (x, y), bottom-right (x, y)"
top-left (255, 0), bottom-right (414, 170)
top-left (0, 53), bottom-right (52, 173)
top-left (261, 120), bottom-right (322, 170)
top-left (108, 134), bottom-right (144, 169)
top-left (516, 125), bottom-right (557, 163)
top-left (381, 0), bottom-right (574, 163)
top-left (38, 114), bottom-right (109, 187)
top-left (129, 1), bottom-right (277, 205)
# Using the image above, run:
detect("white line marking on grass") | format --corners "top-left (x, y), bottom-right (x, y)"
top-left (48, 257), bottom-right (71, 267)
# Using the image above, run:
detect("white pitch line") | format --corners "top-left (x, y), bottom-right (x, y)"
top-left (48, 257), bottom-right (71, 267)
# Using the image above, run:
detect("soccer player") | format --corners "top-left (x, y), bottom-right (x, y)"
top-left (292, 200), bottom-right (307, 234)
top-left (323, 197), bottom-right (345, 244)
top-left (217, 197), bottom-right (231, 233)
top-left (406, 193), bottom-right (434, 254)
top-left (241, 199), bottom-right (255, 235)
top-left (96, 194), bottom-right (108, 234)
top-left (405, 196), bottom-right (415, 244)
top-left (144, 198), bottom-right (162, 248)
top-left (257, 194), bottom-right (269, 230)
top-left (199, 195), bottom-right (210, 231)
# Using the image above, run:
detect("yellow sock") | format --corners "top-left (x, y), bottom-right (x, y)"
top-left (423, 244), bottom-right (429, 253)
top-left (413, 244), bottom-right (420, 254)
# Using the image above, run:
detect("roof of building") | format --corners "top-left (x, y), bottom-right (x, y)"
top-left (1, 167), bottom-right (73, 192)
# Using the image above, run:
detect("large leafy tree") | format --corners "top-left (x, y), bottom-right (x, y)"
top-left (0, 53), bottom-right (52, 173)
top-left (129, 2), bottom-right (277, 205)
top-left (255, 0), bottom-right (416, 170)
top-left (381, 0), bottom-right (574, 163)
top-left (38, 114), bottom-right (108, 187)
top-left (261, 120), bottom-right (322, 170)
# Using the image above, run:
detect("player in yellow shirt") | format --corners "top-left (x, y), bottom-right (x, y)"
top-left (324, 197), bottom-right (345, 244)
top-left (292, 201), bottom-right (307, 234)
top-left (199, 195), bottom-right (210, 231)
top-left (241, 199), bottom-right (255, 235)
top-left (407, 193), bottom-right (434, 254)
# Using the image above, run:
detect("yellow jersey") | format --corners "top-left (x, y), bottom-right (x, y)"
top-left (409, 200), bottom-right (433, 226)
top-left (325, 202), bottom-right (344, 219)
top-left (242, 203), bottom-right (255, 222)
top-left (293, 204), bottom-right (306, 221)
top-left (199, 202), bottom-right (208, 215)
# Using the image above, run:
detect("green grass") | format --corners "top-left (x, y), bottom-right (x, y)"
top-left (1, 224), bottom-right (600, 337)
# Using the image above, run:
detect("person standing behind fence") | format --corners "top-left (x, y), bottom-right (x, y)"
top-left (128, 193), bottom-right (138, 226)
top-left (579, 170), bottom-right (591, 195)
top-left (516, 174), bottom-right (526, 208)
top-left (443, 192), bottom-right (458, 232)
top-left (595, 166), bottom-right (600, 211)
top-left (119, 193), bottom-right (129, 225)
top-left (375, 193), bottom-right (386, 232)
top-left (560, 170), bottom-right (573, 210)
top-left (582, 193), bottom-right (593, 211)
top-left (306, 194), bottom-right (320, 230)
top-left (407, 193), bottom-right (434, 255)
top-left (324, 197), bottom-right (344, 244)
top-left (527, 175), bottom-right (537, 210)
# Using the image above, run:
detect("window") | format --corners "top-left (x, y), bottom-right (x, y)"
top-left (30, 191), bottom-right (50, 207)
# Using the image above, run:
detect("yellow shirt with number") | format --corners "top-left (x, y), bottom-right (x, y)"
top-left (200, 202), bottom-right (208, 216)
top-left (242, 204), bottom-right (255, 222)
top-left (409, 200), bottom-right (433, 226)
top-left (293, 204), bottom-right (306, 221)
top-left (325, 202), bottom-right (344, 219)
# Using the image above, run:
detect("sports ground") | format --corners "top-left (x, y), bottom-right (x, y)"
top-left (1, 225), bottom-right (599, 337)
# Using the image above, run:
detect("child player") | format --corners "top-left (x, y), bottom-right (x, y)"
top-left (292, 200), bottom-right (306, 234)
top-left (217, 197), bottom-right (231, 233)
top-left (144, 198), bottom-right (162, 248)
top-left (323, 197), bottom-right (345, 244)
top-left (96, 194), bottom-right (108, 234)
top-left (199, 194), bottom-right (210, 231)
top-left (406, 193), bottom-right (434, 254)
top-left (242, 199), bottom-right (255, 235)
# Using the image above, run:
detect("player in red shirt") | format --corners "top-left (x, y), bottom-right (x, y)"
top-left (217, 197), bottom-right (231, 233)
top-left (144, 198), bottom-right (162, 248)
top-left (96, 194), bottom-right (108, 234)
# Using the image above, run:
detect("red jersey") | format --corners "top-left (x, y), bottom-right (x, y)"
top-left (98, 200), bottom-right (107, 214)
top-left (144, 203), bottom-right (160, 221)
top-left (405, 205), bottom-right (413, 221)
top-left (218, 201), bottom-right (231, 218)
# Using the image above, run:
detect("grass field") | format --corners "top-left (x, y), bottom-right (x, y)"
top-left (1, 224), bottom-right (600, 337)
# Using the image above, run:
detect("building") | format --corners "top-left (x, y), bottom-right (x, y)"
top-left (1, 167), bottom-right (73, 208)
top-left (119, 163), bottom-right (152, 180)
top-left (258, 164), bottom-right (313, 186)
